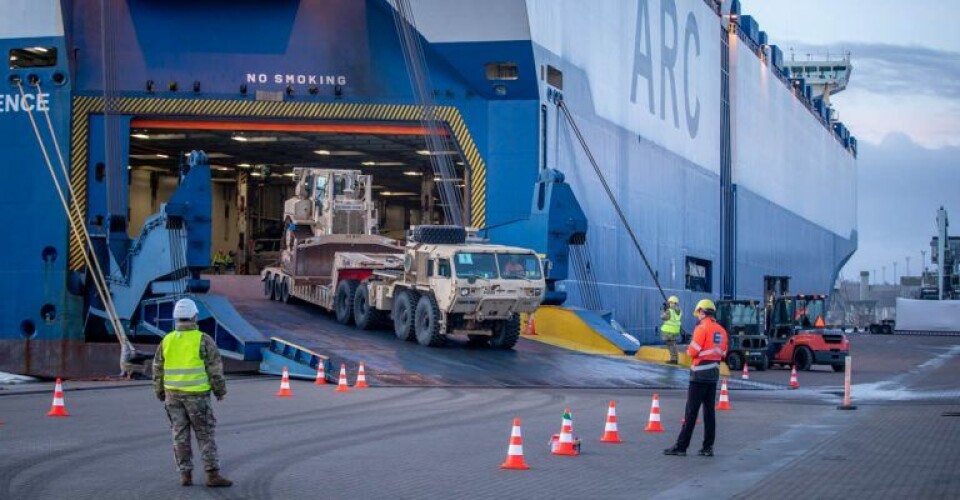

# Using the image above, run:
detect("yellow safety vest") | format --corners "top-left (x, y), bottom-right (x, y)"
top-left (661, 308), bottom-right (682, 335)
top-left (161, 330), bottom-right (211, 393)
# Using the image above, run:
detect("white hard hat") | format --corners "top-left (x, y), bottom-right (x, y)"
top-left (173, 298), bottom-right (199, 320)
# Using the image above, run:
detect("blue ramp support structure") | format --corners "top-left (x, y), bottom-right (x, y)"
top-left (260, 338), bottom-right (331, 380)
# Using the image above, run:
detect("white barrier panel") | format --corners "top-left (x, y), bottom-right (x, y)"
top-left (895, 298), bottom-right (960, 332)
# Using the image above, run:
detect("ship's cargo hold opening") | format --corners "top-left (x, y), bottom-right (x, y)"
top-left (126, 120), bottom-right (468, 274)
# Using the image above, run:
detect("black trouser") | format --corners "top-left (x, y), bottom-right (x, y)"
top-left (674, 380), bottom-right (717, 451)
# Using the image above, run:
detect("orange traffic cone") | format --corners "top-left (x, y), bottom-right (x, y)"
top-left (741, 363), bottom-right (750, 380)
top-left (46, 378), bottom-right (69, 417)
top-left (644, 393), bottom-right (664, 432)
top-left (276, 367), bottom-right (293, 397)
top-left (525, 314), bottom-right (537, 335)
top-left (716, 379), bottom-right (732, 410)
top-left (789, 366), bottom-right (800, 389)
top-left (335, 364), bottom-right (350, 393)
top-left (552, 408), bottom-right (578, 456)
top-left (815, 315), bottom-right (825, 328)
top-left (314, 361), bottom-right (327, 385)
top-left (600, 400), bottom-right (623, 443)
top-left (355, 362), bottom-right (369, 389)
top-left (500, 417), bottom-right (531, 470)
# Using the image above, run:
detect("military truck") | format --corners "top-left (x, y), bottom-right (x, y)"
top-left (361, 225), bottom-right (546, 349)
top-left (262, 168), bottom-right (545, 350)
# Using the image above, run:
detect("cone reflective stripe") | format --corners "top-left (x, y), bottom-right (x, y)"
top-left (335, 364), bottom-right (350, 393)
top-left (500, 418), bottom-right (530, 470)
top-left (789, 366), bottom-right (799, 389)
top-left (600, 400), bottom-right (623, 443)
top-left (716, 379), bottom-right (732, 410)
top-left (741, 363), bottom-right (750, 380)
top-left (46, 378), bottom-right (69, 417)
top-left (355, 362), bottom-right (369, 389)
top-left (276, 367), bottom-right (293, 397)
top-left (314, 361), bottom-right (327, 385)
top-left (644, 393), bottom-right (664, 432)
top-left (552, 408), bottom-right (578, 456)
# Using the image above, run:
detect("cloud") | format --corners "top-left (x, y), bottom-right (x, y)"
top-left (841, 134), bottom-right (960, 278)
top-left (785, 42), bottom-right (960, 101)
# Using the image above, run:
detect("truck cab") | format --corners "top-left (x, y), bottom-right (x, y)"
top-left (366, 226), bottom-right (546, 349)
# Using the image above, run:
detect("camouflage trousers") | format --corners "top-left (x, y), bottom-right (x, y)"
top-left (164, 393), bottom-right (220, 472)
top-left (661, 335), bottom-right (679, 362)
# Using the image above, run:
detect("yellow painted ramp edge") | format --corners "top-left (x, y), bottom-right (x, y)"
top-left (521, 307), bottom-right (624, 355)
top-left (636, 346), bottom-right (731, 377)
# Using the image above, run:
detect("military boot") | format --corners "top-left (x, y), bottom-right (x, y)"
top-left (206, 471), bottom-right (233, 488)
top-left (179, 471), bottom-right (192, 486)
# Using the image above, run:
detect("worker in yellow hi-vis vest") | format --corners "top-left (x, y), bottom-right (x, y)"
top-left (660, 296), bottom-right (683, 364)
top-left (153, 298), bottom-right (232, 488)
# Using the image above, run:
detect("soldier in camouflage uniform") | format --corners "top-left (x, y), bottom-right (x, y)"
top-left (154, 298), bottom-right (232, 488)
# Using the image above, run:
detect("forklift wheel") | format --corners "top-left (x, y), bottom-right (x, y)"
top-left (725, 352), bottom-right (743, 372)
top-left (793, 347), bottom-right (814, 371)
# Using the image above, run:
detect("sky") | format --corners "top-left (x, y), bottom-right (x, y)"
top-left (740, 0), bottom-right (960, 284)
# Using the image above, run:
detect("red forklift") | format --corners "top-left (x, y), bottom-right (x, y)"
top-left (716, 277), bottom-right (849, 372)
top-left (761, 276), bottom-right (849, 371)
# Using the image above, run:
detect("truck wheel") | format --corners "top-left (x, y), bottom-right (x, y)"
top-left (393, 290), bottom-right (418, 341)
top-left (414, 294), bottom-right (444, 347)
top-left (263, 273), bottom-right (274, 299)
top-left (794, 347), bottom-right (814, 371)
top-left (354, 283), bottom-right (386, 330)
top-left (281, 277), bottom-right (291, 303)
top-left (725, 352), bottom-right (743, 372)
top-left (273, 275), bottom-right (283, 302)
top-left (490, 314), bottom-right (521, 350)
top-left (335, 279), bottom-right (359, 325)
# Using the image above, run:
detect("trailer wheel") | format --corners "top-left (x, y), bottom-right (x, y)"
top-left (354, 283), bottom-right (386, 330)
top-left (794, 346), bottom-right (814, 371)
top-left (414, 294), bottom-right (444, 347)
top-left (490, 314), bottom-right (521, 350)
top-left (263, 273), bottom-right (274, 299)
top-left (335, 279), bottom-right (359, 325)
top-left (393, 290), bottom-right (418, 341)
top-left (725, 352), bottom-right (743, 372)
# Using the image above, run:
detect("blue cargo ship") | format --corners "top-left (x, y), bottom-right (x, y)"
top-left (0, 0), bottom-right (856, 377)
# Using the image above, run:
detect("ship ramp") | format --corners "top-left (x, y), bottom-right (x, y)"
top-left (211, 275), bottom-right (754, 389)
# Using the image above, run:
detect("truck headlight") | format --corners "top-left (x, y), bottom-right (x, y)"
top-left (460, 288), bottom-right (470, 296)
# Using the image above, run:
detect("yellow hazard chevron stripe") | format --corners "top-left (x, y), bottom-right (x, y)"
top-left (68, 97), bottom-right (487, 270)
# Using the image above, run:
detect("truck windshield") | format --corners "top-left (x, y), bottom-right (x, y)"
top-left (454, 252), bottom-right (498, 279)
top-left (497, 253), bottom-right (542, 280)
